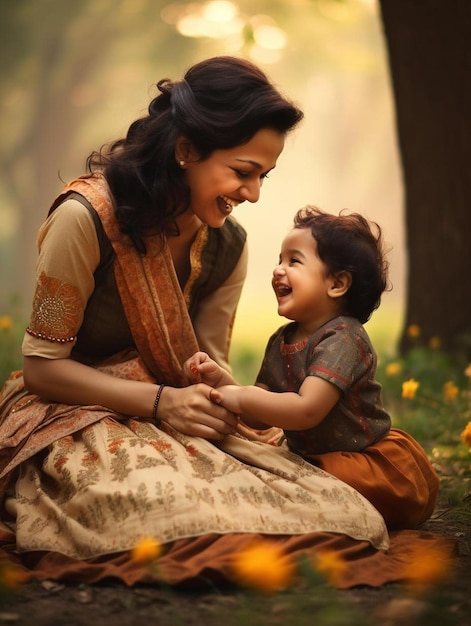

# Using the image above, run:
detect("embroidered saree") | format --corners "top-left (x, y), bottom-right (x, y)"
top-left (0, 176), bottom-right (453, 589)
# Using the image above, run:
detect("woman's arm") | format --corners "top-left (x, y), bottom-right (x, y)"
top-left (22, 200), bottom-right (238, 440)
top-left (212, 375), bottom-right (341, 431)
top-left (23, 355), bottom-right (239, 440)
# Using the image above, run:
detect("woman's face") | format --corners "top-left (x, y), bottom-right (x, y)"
top-left (179, 128), bottom-right (286, 228)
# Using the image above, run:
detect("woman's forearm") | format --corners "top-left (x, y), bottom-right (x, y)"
top-left (23, 355), bottom-right (157, 418)
top-left (23, 355), bottom-right (240, 440)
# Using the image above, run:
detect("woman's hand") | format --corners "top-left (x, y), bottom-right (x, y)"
top-left (158, 383), bottom-right (239, 441)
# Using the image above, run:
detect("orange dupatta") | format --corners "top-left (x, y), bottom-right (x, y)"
top-left (61, 175), bottom-right (200, 387)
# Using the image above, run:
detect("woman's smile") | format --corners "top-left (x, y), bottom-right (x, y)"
top-left (217, 195), bottom-right (240, 216)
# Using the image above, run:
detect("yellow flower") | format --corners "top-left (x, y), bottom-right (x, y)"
top-left (385, 362), bottom-right (402, 376)
top-left (461, 422), bottom-right (471, 448)
top-left (465, 363), bottom-right (471, 378)
top-left (0, 315), bottom-right (12, 331)
top-left (407, 324), bottom-right (421, 338)
top-left (232, 539), bottom-right (295, 593)
top-left (313, 550), bottom-right (346, 587)
top-left (443, 381), bottom-right (459, 401)
top-left (130, 537), bottom-right (162, 565)
top-left (403, 542), bottom-right (454, 593)
top-left (0, 562), bottom-right (30, 590)
top-left (402, 378), bottom-right (419, 399)
top-left (429, 336), bottom-right (441, 349)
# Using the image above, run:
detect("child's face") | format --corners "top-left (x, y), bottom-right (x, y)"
top-left (272, 227), bottom-right (340, 333)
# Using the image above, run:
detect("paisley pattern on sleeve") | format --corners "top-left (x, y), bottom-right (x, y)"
top-left (26, 271), bottom-right (82, 343)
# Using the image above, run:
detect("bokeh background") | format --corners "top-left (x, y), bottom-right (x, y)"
top-left (0, 0), bottom-right (404, 376)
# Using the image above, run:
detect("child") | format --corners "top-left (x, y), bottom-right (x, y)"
top-left (185, 206), bottom-right (439, 529)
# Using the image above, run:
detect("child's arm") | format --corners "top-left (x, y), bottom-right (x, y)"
top-left (183, 351), bottom-right (237, 387)
top-left (211, 375), bottom-right (341, 431)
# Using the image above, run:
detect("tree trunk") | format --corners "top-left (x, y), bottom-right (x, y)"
top-left (379, 0), bottom-right (471, 358)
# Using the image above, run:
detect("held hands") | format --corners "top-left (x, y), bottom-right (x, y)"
top-left (180, 352), bottom-right (243, 439)
top-left (159, 383), bottom-right (239, 441)
top-left (210, 385), bottom-right (277, 440)
top-left (208, 385), bottom-right (243, 415)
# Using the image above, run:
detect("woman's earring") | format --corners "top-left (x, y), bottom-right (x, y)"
top-left (179, 160), bottom-right (185, 166)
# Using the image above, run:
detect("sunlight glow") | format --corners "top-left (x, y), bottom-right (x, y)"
top-left (163, 1), bottom-right (287, 54)
top-left (202, 0), bottom-right (237, 22)
top-left (253, 24), bottom-right (286, 50)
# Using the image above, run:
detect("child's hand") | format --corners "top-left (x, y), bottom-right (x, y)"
top-left (237, 423), bottom-right (283, 445)
top-left (183, 351), bottom-right (207, 383)
top-left (209, 385), bottom-right (242, 414)
top-left (183, 351), bottom-right (225, 387)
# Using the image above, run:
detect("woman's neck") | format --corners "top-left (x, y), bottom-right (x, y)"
top-left (166, 211), bottom-right (202, 288)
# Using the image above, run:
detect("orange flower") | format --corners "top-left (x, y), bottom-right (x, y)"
top-left (461, 422), bottom-right (471, 448)
top-left (429, 336), bottom-right (441, 349)
top-left (443, 381), bottom-right (459, 401)
top-left (402, 378), bottom-right (419, 399)
top-left (385, 362), bottom-right (402, 376)
top-left (407, 324), bottom-right (421, 338)
top-left (0, 315), bottom-right (12, 331)
top-left (313, 550), bottom-right (346, 586)
top-left (232, 539), bottom-right (295, 593)
top-left (0, 562), bottom-right (30, 590)
top-left (465, 363), bottom-right (471, 378)
top-left (131, 537), bottom-right (162, 565)
top-left (403, 542), bottom-right (454, 593)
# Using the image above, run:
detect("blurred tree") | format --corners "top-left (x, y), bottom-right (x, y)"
top-left (0, 0), bottom-right (193, 305)
top-left (379, 0), bottom-right (471, 357)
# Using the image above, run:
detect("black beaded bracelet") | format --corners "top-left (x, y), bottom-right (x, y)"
top-left (152, 384), bottom-right (165, 422)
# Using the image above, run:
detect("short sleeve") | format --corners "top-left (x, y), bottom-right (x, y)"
top-left (307, 323), bottom-right (374, 394)
top-left (22, 200), bottom-right (100, 359)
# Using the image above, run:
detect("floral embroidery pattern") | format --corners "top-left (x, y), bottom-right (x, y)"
top-left (26, 272), bottom-right (82, 343)
top-left (10, 418), bottom-right (389, 559)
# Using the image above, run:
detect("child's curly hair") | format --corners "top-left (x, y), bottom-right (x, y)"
top-left (294, 206), bottom-right (390, 323)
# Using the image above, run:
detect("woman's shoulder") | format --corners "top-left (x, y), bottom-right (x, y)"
top-left (39, 196), bottom-right (97, 240)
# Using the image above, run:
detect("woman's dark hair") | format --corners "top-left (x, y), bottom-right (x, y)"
top-left (87, 56), bottom-right (303, 252)
top-left (293, 206), bottom-right (390, 323)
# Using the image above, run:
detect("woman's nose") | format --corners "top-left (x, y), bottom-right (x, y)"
top-left (240, 179), bottom-right (261, 203)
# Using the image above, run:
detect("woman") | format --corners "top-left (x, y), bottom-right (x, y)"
top-left (0, 57), bottom-right (449, 589)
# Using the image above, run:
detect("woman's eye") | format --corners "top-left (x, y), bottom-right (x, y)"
top-left (234, 169), bottom-right (250, 179)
